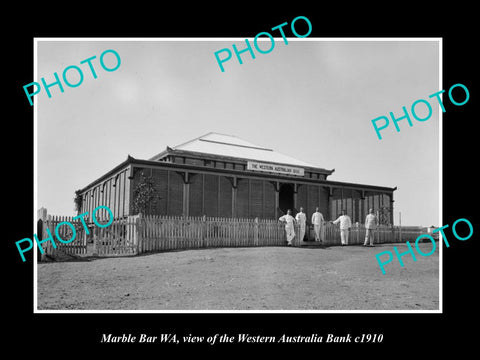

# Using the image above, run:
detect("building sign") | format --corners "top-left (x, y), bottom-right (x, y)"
top-left (247, 161), bottom-right (305, 176)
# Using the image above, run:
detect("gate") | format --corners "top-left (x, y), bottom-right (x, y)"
top-left (42, 215), bottom-right (88, 256)
top-left (93, 217), bottom-right (138, 256)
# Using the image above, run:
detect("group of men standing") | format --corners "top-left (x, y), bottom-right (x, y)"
top-left (279, 207), bottom-right (324, 246)
top-left (278, 207), bottom-right (378, 247)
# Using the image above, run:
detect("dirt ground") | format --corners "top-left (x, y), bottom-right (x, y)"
top-left (36, 243), bottom-right (439, 311)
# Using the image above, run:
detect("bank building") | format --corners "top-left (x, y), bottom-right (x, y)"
top-left (77, 132), bottom-right (396, 225)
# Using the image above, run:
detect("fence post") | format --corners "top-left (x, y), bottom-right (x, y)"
top-left (254, 217), bottom-right (259, 246)
top-left (37, 208), bottom-right (47, 261)
top-left (202, 215), bottom-right (207, 248)
top-left (36, 219), bottom-right (44, 261)
top-left (92, 226), bottom-right (98, 256)
top-left (135, 215), bottom-right (142, 255)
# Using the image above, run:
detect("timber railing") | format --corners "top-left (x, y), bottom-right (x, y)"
top-left (38, 213), bottom-right (434, 258)
top-left (135, 215), bottom-right (286, 255)
top-left (319, 223), bottom-right (434, 246)
top-left (38, 215), bottom-right (89, 257)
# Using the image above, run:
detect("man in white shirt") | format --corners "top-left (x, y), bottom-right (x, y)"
top-left (279, 209), bottom-right (296, 246)
top-left (311, 207), bottom-right (324, 242)
top-left (332, 209), bottom-right (352, 246)
top-left (364, 208), bottom-right (377, 247)
top-left (295, 207), bottom-right (307, 242)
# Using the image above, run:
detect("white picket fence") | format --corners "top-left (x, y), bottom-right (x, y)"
top-left (39, 214), bottom-right (432, 259)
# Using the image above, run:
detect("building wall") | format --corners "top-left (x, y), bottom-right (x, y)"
top-left (129, 166), bottom-right (394, 222)
top-left (249, 179), bottom-right (263, 218)
top-left (80, 167), bottom-right (130, 221)
top-left (264, 182), bottom-right (276, 219)
top-left (297, 184), bottom-right (330, 221)
top-left (236, 178), bottom-right (249, 218)
top-left (130, 168), bottom-right (282, 219)
top-left (219, 176), bottom-right (233, 218)
top-left (329, 190), bottom-right (393, 224)
top-left (151, 168), bottom-right (168, 214)
top-left (79, 163), bottom-right (394, 225)
top-left (169, 171), bottom-right (183, 216)
top-left (204, 174), bottom-right (219, 216)
top-left (189, 173), bottom-right (203, 216)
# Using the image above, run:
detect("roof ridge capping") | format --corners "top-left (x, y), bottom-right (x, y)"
top-left (198, 138), bottom-right (273, 152)
top-left (177, 132), bottom-right (271, 150)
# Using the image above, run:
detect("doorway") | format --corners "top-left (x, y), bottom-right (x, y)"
top-left (279, 183), bottom-right (294, 215)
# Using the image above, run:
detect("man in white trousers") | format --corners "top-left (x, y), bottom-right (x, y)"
top-left (364, 208), bottom-right (377, 247)
top-left (332, 209), bottom-right (352, 246)
top-left (295, 207), bottom-right (307, 242)
top-left (311, 207), bottom-right (324, 242)
top-left (279, 209), bottom-right (296, 246)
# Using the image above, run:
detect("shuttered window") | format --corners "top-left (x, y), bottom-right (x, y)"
top-left (307, 185), bottom-right (319, 218)
top-left (297, 184), bottom-right (307, 214)
top-left (236, 178), bottom-right (249, 218)
top-left (319, 186), bottom-right (329, 219)
top-left (148, 168), bottom-right (168, 215)
top-left (204, 174), bottom-right (218, 217)
top-left (264, 182), bottom-right (276, 219)
top-left (168, 171), bottom-right (184, 216)
top-left (250, 179), bottom-right (263, 218)
top-left (219, 176), bottom-right (232, 218)
top-left (188, 173), bottom-right (203, 217)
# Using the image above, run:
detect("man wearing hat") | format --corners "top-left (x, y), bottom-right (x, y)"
top-left (331, 209), bottom-right (352, 246)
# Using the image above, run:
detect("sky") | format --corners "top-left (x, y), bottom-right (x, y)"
top-left (36, 39), bottom-right (440, 226)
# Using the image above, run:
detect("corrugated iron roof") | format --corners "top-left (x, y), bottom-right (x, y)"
top-left (151, 132), bottom-right (320, 168)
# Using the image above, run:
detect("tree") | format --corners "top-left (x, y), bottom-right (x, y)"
top-left (132, 171), bottom-right (157, 215)
top-left (74, 190), bottom-right (83, 214)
